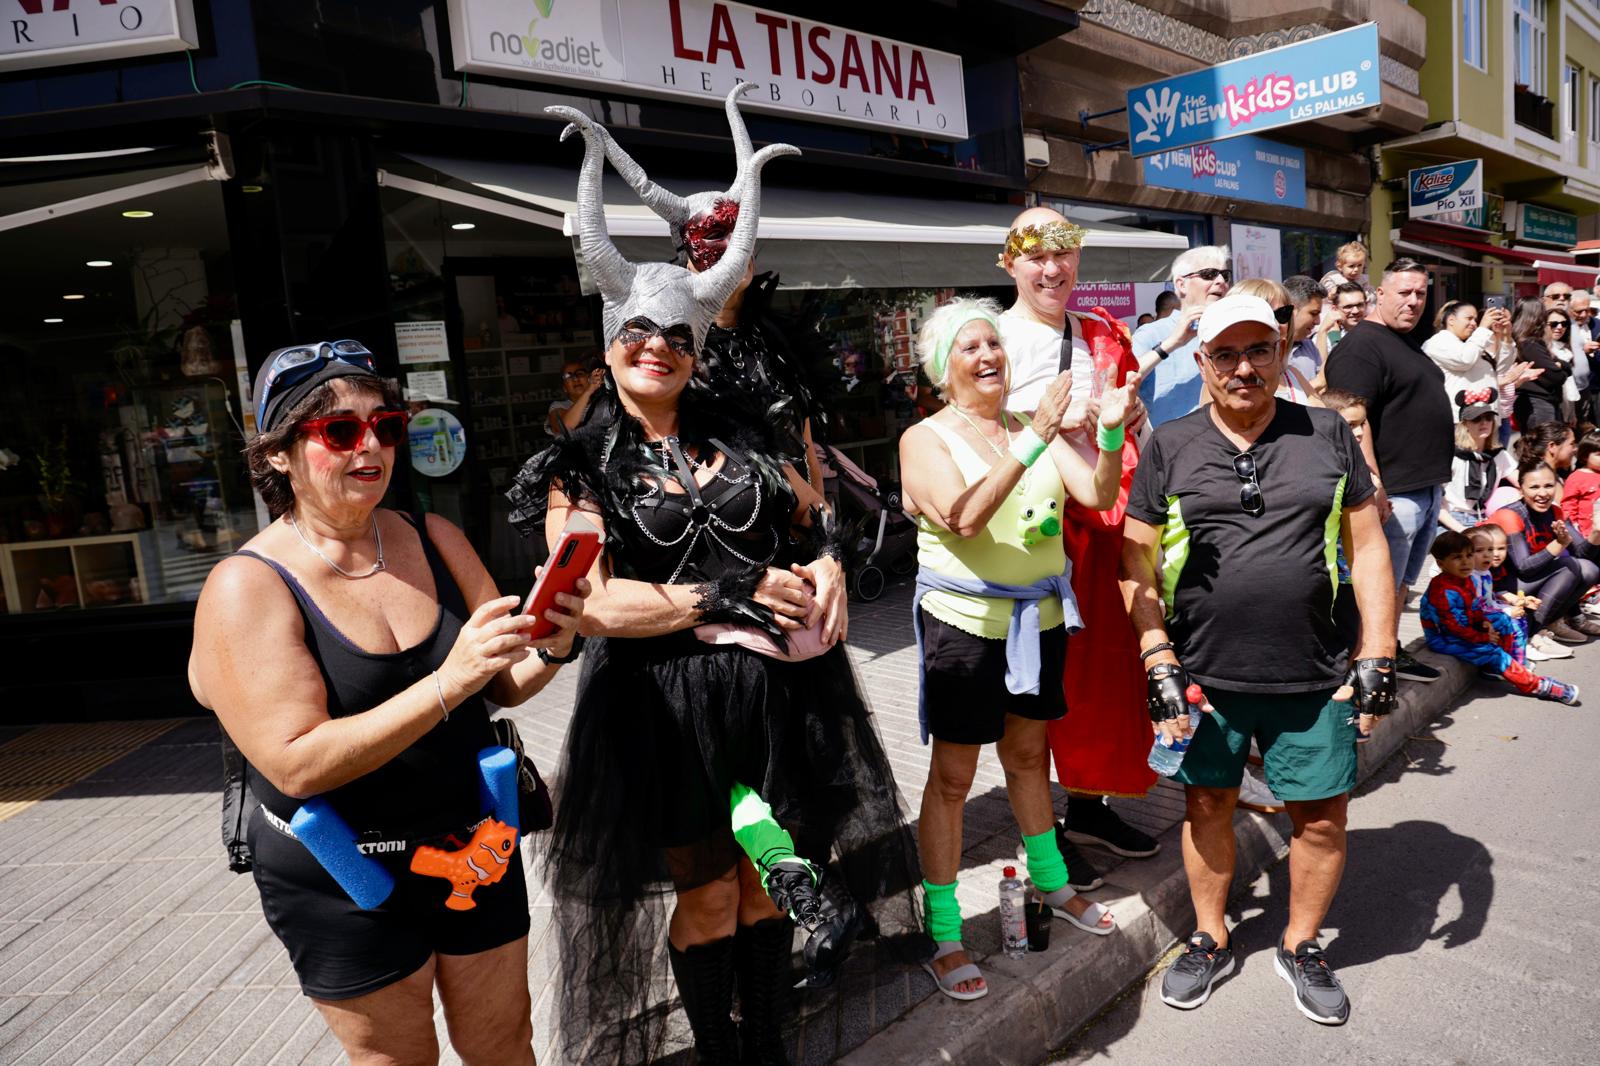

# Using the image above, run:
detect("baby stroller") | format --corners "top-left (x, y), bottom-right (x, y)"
top-left (820, 445), bottom-right (918, 601)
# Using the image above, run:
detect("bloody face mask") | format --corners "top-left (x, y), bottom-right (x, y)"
top-left (680, 199), bottom-right (741, 271)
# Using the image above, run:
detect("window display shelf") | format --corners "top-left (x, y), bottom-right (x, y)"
top-left (1, 533), bottom-right (149, 613)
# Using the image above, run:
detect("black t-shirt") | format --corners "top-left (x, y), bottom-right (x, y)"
top-left (1126, 402), bottom-right (1376, 693)
top-left (1323, 319), bottom-right (1454, 494)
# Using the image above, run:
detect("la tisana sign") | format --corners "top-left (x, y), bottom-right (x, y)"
top-left (446, 0), bottom-right (968, 140)
top-left (0, 0), bottom-right (197, 72)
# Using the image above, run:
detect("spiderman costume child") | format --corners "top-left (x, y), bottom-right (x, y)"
top-left (1421, 532), bottom-right (1578, 705)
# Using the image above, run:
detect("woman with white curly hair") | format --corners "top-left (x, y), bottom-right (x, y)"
top-left (899, 296), bottom-right (1136, 1000)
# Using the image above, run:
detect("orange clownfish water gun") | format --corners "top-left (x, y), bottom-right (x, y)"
top-left (409, 818), bottom-right (518, 910)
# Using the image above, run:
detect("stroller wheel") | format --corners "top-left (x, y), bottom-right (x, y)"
top-left (889, 553), bottom-right (917, 577)
top-left (853, 565), bottom-right (886, 602)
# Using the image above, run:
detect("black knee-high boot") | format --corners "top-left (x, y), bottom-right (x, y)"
top-left (668, 937), bottom-right (741, 1066)
top-left (734, 918), bottom-right (794, 1066)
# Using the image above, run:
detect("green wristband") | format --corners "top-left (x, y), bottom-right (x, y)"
top-left (1009, 426), bottom-right (1048, 468)
top-left (1096, 422), bottom-right (1126, 452)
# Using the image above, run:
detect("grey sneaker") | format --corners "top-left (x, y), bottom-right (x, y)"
top-left (1160, 932), bottom-right (1235, 1009)
top-left (1274, 938), bottom-right (1350, 1025)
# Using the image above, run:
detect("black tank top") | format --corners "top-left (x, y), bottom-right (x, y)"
top-left (236, 512), bottom-right (494, 835)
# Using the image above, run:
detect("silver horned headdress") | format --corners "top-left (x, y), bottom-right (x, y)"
top-left (546, 85), bottom-right (793, 353)
top-left (572, 83), bottom-right (799, 271)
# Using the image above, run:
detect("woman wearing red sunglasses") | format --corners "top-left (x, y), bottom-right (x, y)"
top-left (188, 349), bottom-right (587, 1065)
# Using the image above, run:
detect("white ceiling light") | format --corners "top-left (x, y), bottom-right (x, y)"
top-left (121, 209), bottom-right (154, 219)
top-left (43, 318), bottom-right (63, 324)
top-left (62, 294), bottom-right (85, 300)
top-left (86, 260), bottom-right (112, 267)
top-left (450, 222), bottom-right (476, 230)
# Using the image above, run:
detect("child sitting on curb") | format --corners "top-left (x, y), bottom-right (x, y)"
top-left (1471, 522), bottom-right (1563, 661)
top-left (1422, 531), bottom-right (1579, 705)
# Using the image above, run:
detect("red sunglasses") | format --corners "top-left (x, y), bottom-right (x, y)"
top-left (298, 410), bottom-right (409, 451)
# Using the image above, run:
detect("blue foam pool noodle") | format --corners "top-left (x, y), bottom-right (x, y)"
top-left (477, 746), bottom-right (520, 833)
top-left (291, 796), bottom-right (395, 910)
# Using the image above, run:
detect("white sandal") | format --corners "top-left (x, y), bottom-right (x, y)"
top-left (1037, 885), bottom-right (1116, 936)
top-left (920, 941), bottom-right (988, 1001)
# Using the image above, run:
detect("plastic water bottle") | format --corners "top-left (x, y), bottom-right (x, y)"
top-left (1147, 684), bottom-right (1206, 778)
top-left (998, 865), bottom-right (1028, 958)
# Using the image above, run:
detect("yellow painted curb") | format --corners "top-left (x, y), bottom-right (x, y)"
top-left (0, 719), bottom-right (186, 823)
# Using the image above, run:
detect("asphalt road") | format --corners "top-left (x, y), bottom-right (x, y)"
top-left (1049, 656), bottom-right (1600, 1066)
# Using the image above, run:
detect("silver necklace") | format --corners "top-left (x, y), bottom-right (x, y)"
top-left (949, 404), bottom-right (1028, 493)
top-left (288, 512), bottom-right (385, 579)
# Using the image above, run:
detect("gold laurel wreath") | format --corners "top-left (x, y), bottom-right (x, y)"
top-left (997, 219), bottom-right (1088, 267)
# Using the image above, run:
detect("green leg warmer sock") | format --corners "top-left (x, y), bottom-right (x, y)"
top-left (1022, 828), bottom-right (1069, 895)
top-left (730, 782), bottom-right (814, 890)
top-left (922, 879), bottom-right (962, 943)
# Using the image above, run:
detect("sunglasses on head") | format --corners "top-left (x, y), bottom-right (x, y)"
top-left (616, 317), bottom-right (695, 357)
top-left (298, 410), bottom-right (408, 452)
top-left (256, 340), bottom-right (377, 425)
top-left (1182, 267), bottom-right (1231, 283)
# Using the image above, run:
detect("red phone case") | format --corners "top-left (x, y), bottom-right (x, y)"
top-left (523, 526), bottom-right (602, 639)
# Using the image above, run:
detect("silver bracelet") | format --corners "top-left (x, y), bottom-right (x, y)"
top-left (431, 670), bottom-right (450, 722)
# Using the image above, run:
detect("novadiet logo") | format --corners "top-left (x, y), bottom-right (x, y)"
top-left (488, 0), bottom-right (605, 70)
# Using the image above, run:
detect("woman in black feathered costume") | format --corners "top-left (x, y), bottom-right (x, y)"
top-left (507, 345), bottom-right (926, 1065)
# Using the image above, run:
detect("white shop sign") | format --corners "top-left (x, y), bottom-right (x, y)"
top-left (0, 0), bottom-right (198, 73)
top-left (445, 0), bottom-right (968, 140)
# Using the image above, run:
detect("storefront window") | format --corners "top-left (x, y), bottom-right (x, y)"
top-left (380, 182), bottom-right (601, 588)
top-left (0, 169), bottom-right (253, 615)
top-left (1280, 229), bottom-right (1357, 282)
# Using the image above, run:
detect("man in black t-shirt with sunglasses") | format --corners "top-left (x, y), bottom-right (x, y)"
top-left (1119, 294), bottom-right (1398, 1025)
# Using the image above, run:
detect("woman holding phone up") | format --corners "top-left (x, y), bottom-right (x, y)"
top-left (507, 106), bottom-right (925, 1066)
top-left (189, 342), bottom-right (588, 1065)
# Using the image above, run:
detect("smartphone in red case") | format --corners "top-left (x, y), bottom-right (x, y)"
top-left (522, 514), bottom-right (602, 640)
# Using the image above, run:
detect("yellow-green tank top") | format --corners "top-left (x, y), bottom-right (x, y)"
top-left (915, 414), bottom-right (1067, 639)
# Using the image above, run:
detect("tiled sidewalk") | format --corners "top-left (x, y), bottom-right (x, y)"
top-left (0, 582), bottom-right (1429, 1065)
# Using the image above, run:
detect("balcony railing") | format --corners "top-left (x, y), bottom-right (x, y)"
top-left (1515, 85), bottom-right (1556, 137)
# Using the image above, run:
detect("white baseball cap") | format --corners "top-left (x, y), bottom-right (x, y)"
top-left (1197, 294), bottom-right (1281, 344)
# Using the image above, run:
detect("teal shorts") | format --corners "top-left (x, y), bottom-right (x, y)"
top-left (1174, 687), bottom-right (1357, 802)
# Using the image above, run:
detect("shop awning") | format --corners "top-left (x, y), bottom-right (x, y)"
top-left (1534, 260), bottom-right (1597, 289)
top-left (384, 154), bottom-right (1187, 290)
top-left (0, 142), bottom-right (231, 234)
top-left (1396, 222), bottom-right (1545, 264)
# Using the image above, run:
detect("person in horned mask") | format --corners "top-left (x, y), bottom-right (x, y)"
top-left (587, 84), bottom-right (828, 495)
top-left (508, 103), bottom-right (926, 1066)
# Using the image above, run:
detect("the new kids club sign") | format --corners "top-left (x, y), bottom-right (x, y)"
top-left (1126, 23), bottom-right (1381, 157)
top-left (446, 0), bottom-right (968, 139)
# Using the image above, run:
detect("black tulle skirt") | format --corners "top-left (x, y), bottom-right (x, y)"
top-left (545, 632), bottom-right (928, 1065)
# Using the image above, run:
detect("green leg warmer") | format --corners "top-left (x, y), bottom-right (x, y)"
top-left (1022, 828), bottom-right (1069, 895)
top-left (730, 782), bottom-right (814, 890)
top-left (922, 879), bottom-right (962, 943)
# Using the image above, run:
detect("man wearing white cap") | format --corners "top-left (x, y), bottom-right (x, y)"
top-left (1120, 294), bottom-right (1397, 1026)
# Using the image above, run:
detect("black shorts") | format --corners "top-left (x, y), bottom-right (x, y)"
top-left (248, 806), bottom-right (531, 1000)
top-left (920, 609), bottom-right (1068, 745)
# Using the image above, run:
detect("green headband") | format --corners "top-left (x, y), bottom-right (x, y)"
top-left (930, 309), bottom-right (1000, 384)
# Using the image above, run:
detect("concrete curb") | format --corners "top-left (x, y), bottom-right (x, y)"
top-left (836, 643), bottom-right (1476, 1066)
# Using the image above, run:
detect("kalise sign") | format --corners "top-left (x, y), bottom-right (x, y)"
top-left (0, 0), bottom-right (197, 72)
top-left (446, 0), bottom-right (968, 139)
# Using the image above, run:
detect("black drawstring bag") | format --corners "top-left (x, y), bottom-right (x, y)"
top-left (219, 729), bottom-right (257, 873)
top-left (492, 717), bottom-right (554, 833)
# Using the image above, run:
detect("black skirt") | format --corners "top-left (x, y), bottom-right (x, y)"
top-left (545, 633), bottom-right (928, 1065)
